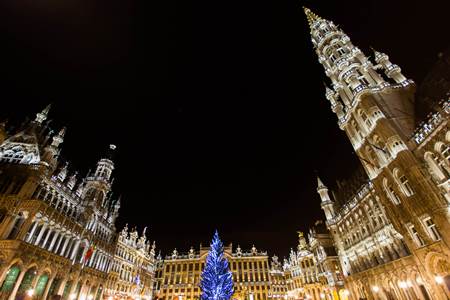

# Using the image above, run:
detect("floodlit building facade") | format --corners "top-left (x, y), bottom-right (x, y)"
top-left (281, 226), bottom-right (343, 300)
top-left (0, 106), bottom-right (157, 300)
top-left (155, 245), bottom-right (271, 300)
top-left (268, 255), bottom-right (287, 299)
top-left (105, 225), bottom-right (157, 300)
top-left (304, 7), bottom-right (450, 300)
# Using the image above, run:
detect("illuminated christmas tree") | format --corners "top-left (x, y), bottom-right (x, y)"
top-left (200, 230), bottom-right (234, 300)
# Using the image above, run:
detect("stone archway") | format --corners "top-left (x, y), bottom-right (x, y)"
top-left (424, 251), bottom-right (450, 298)
top-left (16, 266), bottom-right (38, 297)
top-left (0, 264), bottom-right (21, 297)
top-left (34, 272), bottom-right (50, 298)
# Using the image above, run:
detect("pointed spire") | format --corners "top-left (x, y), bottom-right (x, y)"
top-left (67, 171), bottom-right (78, 190)
top-left (317, 176), bottom-right (327, 190)
top-left (51, 127), bottom-right (66, 148)
top-left (325, 85), bottom-right (335, 102)
top-left (372, 48), bottom-right (388, 64)
top-left (303, 7), bottom-right (321, 28)
top-left (35, 104), bottom-right (51, 124)
top-left (57, 161), bottom-right (69, 181)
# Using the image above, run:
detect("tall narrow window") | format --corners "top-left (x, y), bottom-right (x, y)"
top-left (383, 178), bottom-right (398, 204)
top-left (408, 225), bottom-right (425, 247)
top-left (399, 175), bottom-right (414, 196)
top-left (423, 217), bottom-right (440, 241)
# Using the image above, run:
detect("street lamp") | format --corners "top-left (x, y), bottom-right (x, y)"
top-left (372, 286), bottom-right (380, 293)
top-left (26, 289), bottom-right (34, 297)
top-left (320, 293), bottom-right (325, 299)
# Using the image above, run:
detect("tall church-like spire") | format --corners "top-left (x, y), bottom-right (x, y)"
top-left (303, 7), bottom-right (415, 139)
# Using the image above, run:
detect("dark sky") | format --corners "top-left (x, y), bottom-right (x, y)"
top-left (0, 0), bottom-right (448, 258)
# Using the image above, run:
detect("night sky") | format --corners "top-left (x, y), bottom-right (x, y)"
top-left (0, 0), bottom-right (448, 258)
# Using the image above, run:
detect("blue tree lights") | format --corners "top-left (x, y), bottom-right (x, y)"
top-left (200, 230), bottom-right (234, 300)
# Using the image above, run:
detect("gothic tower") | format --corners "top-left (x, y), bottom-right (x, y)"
top-left (305, 6), bottom-right (450, 277)
top-left (83, 144), bottom-right (116, 215)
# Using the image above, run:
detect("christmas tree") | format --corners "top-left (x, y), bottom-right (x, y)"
top-left (200, 230), bottom-right (234, 300)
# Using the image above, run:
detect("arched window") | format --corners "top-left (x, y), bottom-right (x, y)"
top-left (383, 178), bottom-right (401, 205)
top-left (394, 169), bottom-right (414, 196)
top-left (421, 217), bottom-right (441, 241)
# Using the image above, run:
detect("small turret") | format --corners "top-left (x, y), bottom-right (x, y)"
top-left (317, 176), bottom-right (335, 221)
top-left (325, 85), bottom-right (345, 119)
top-left (57, 162), bottom-right (69, 182)
top-left (67, 172), bottom-right (77, 190)
top-left (93, 144), bottom-right (116, 182)
top-left (41, 126), bottom-right (66, 171)
top-left (35, 104), bottom-right (51, 124)
top-left (373, 49), bottom-right (407, 84)
top-left (51, 127), bottom-right (66, 148)
top-left (83, 145), bottom-right (116, 210)
top-left (150, 241), bottom-right (156, 257)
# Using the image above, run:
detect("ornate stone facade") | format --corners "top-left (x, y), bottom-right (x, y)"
top-left (267, 255), bottom-right (287, 299)
top-left (0, 106), bottom-right (157, 300)
top-left (105, 225), bottom-right (157, 300)
top-left (280, 226), bottom-right (342, 300)
top-left (304, 7), bottom-right (450, 300)
top-left (155, 245), bottom-right (271, 300)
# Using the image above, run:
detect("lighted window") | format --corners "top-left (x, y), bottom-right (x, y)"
top-left (423, 217), bottom-right (441, 241)
top-left (408, 225), bottom-right (425, 247)
top-left (337, 47), bottom-right (346, 56)
top-left (399, 175), bottom-right (414, 196)
top-left (387, 185), bottom-right (401, 205)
